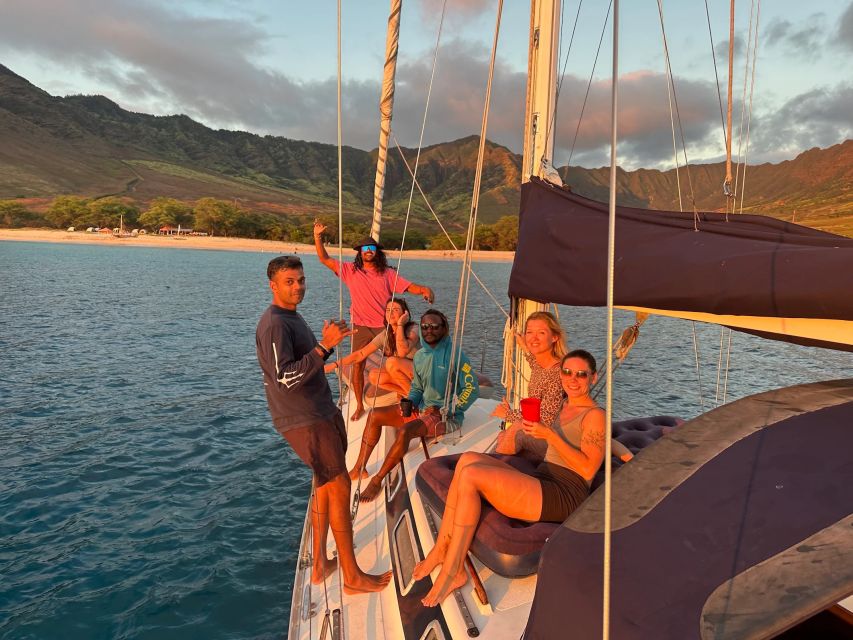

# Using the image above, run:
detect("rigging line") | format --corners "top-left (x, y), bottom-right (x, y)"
top-left (714, 326), bottom-right (725, 405)
top-left (390, 137), bottom-right (510, 322)
top-left (336, 0), bottom-right (344, 323)
top-left (724, 0), bottom-right (736, 197)
top-left (352, 0), bottom-right (449, 509)
top-left (566, 0), bottom-right (612, 171)
top-left (602, 2), bottom-right (619, 636)
top-left (654, 6), bottom-right (700, 229)
top-left (691, 322), bottom-right (705, 411)
top-left (445, 0), bottom-right (504, 424)
top-left (655, 0), bottom-right (683, 213)
top-left (732, 0), bottom-right (756, 218)
top-left (703, 0), bottom-right (729, 155)
top-left (722, 329), bottom-right (733, 404)
top-left (547, 0), bottom-right (585, 170)
top-left (738, 0), bottom-right (761, 216)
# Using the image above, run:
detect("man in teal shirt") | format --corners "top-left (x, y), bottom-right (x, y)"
top-left (353, 309), bottom-right (479, 502)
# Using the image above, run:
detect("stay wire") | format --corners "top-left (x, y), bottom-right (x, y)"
top-left (654, 1), bottom-right (700, 229)
top-left (655, 0), bottom-right (683, 212)
top-left (351, 0), bottom-right (449, 516)
top-left (738, 0), bottom-right (761, 217)
top-left (545, 0), bottom-right (584, 168)
top-left (445, 0), bottom-right (504, 427)
top-left (732, 0), bottom-right (755, 218)
top-left (704, 0), bottom-right (729, 151)
top-left (565, 0), bottom-right (612, 173)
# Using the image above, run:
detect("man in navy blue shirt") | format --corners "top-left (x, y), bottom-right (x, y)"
top-left (256, 255), bottom-right (390, 593)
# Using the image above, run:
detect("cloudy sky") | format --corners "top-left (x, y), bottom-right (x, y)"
top-left (1, 0), bottom-right (851, 169)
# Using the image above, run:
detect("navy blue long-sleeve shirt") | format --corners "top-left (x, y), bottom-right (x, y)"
top-left (256, 305), bottom-right (337, 432)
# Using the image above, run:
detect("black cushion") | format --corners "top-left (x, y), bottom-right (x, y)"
top-left (415, 415), bottom-right (683, 577)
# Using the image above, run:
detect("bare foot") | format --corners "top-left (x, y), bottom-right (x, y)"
top-left (359, 477), bottom-right (383, 502)
top-left (343, 570), bottom-right (392, 594)
top-left (311, 556), bottom-right (338, 584)
top-left (422, 568), bottom-right (467, 607)
top-left (413, 541), bottom-right (447, 581)
top-left (348, 466), bottom-right (369, 481)
top-left (350, 405), bottom-right (365, 421)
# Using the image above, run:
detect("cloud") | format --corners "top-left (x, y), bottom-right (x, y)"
top-left (837, 1), bottom-right (853, 51)
top-left (763, 13), bottom-right (826, 60)
top-left (748, 84), bottom-right (853, 162)
top-left (552, 71), bottom-right (723, 169)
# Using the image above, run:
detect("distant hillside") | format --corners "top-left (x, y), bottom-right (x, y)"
top-left (1, 64), bottom-right (850, 236)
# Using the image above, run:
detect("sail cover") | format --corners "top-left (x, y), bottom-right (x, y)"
top-left (508, 178), bottom-right (853, 351)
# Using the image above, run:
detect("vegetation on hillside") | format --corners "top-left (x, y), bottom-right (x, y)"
top-left (0, 195), bottom-right (520, 250)
top-left (1, 63), bottom-right (851, 239)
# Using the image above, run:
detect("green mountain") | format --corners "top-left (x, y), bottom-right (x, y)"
top-left (1, 64), bottom-right (850, 236)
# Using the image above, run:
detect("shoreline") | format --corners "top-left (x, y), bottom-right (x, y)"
top-left (0, 228), bottom-right (515, 263)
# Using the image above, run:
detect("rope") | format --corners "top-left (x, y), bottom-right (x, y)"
top-left (731, 0), bottom-right (755, 218)
top-left (601, 3), bottom-right (619, 635)
top-left (655, 0), bottom-right (683, 212)
top-left (351, 0), bottom-right (449, 515)
top-left (546, 0), bottom-right (584, 169)
top-left (390, 137), bottom-right (510, 322)
top-left (444, 0), bottom-right (504, 428)
top-left (738, 0), bottom-right (761, 216)
top-left (566, 0), bottom-right (612, 172)
top-left (691, 322), bottom-right (705, 411)
top-left (724, 0), bottom-right (735, 198)
top-left (653, 5), bottom-right (700, 229)
top-left (703, 0), bottom-right (729, 153)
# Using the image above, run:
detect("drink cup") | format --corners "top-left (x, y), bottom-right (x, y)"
top-left (400, 397), bottom-right (413, 417)
top-left (519, 397), bottom-right (541, 422)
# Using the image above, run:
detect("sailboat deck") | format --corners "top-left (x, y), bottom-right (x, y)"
top-left (289, 393), bottom-right (538, 640)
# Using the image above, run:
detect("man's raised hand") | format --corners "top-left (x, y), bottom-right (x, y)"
top-left (321, 319), bottom-right (353, 348)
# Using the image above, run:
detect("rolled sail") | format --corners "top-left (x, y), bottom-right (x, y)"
top-left (508, 178), bottom-right (853, 351)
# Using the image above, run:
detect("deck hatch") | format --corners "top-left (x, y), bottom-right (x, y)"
top-left (418, 621), bottom-right (445, 640)
top-left (392, 510), bottom-right (420, 596)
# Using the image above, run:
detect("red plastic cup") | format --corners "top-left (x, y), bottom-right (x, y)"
top-left (519, 397), bottom-right (541, 422)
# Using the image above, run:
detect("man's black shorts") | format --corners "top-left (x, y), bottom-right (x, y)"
top-left (280, 412), bottom-right (347, 486)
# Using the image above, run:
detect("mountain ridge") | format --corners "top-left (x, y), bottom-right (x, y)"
top-left (1, 64), bottom-right (850, 236)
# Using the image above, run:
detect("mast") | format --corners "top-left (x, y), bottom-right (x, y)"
top-left (522, 0), bottom-right (561, 184)
top-left (509, 0), bottom-right (561, 401)
top-left (370, 0), bottom-right (403, 242)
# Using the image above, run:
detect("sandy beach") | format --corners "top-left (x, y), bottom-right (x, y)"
top-left (0, 228), bottom-right (515, 263)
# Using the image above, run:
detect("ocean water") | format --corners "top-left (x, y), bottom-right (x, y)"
top-left (1, 241), bottom-right (850, 639)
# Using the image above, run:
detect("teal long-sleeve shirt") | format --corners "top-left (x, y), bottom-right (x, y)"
top-left (407, 335), bottom-right (479, 424)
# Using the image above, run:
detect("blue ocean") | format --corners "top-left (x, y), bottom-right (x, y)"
top-left (1, 241), bottom-right (850, 639)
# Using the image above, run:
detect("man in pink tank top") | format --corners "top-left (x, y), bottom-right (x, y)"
top-left (313, 222), bottom-right (434, 419)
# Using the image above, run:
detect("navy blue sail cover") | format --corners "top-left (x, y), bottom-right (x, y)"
top-left (508, 178), bottom-right (853, 351)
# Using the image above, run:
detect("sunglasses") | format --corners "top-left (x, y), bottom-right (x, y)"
top-left (361, 245), bottom-right (377, 252)
top-left (420, 322), bottom-right (444, 331)
top-left (561, 368), bottom-right (591, 379)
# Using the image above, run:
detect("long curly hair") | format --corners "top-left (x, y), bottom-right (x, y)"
top-left (354, 246), bottom-right (389, 273)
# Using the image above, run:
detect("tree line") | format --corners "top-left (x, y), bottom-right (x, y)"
top-left (0, 196), bottom-right (519, 250)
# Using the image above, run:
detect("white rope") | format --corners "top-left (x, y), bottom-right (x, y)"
top-left (656, 0), bottom-right (683, 213)
top-left (390, 137), bottom-right (510, 322)
top-left (724, 0), bottom-right (736, 198)
top-left (601, 4), bottom-right (619, 636)
top-left (653, 7), bottom-right (700, 229)
top-left (444, 0), bottom-right (504, 425)
top-left (691, 322), bottom-right (705, 411)
top-left (738, 0), bottom-right (761, 216)
top-left (351, 0), bottom-right (449, 511)
top-left (732, 0), bottom-right (755, 217)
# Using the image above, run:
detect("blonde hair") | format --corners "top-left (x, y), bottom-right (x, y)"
top-left (524, 311), bottom-right (567, 358)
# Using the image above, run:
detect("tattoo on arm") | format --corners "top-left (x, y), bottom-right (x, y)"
top-left (581, 429), bottom-right (605, 450)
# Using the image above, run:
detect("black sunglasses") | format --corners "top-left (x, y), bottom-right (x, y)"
top-left (561, 368), bottom-right (591, 379)
top-left (420, 322), bottom-right (444, 331)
